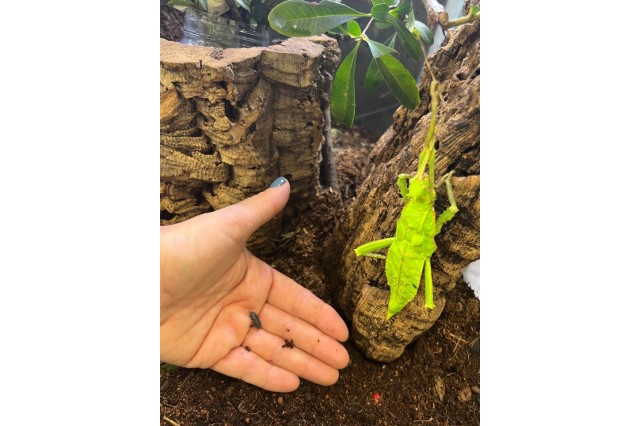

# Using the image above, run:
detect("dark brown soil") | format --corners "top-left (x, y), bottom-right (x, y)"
top-left (160, 126), bottom-right (480, 425)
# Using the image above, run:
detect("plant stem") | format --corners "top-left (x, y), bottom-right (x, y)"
top-left (441, 11), bottom-right (480, 29)
top-left (361, 18), bottom-right (374, 37)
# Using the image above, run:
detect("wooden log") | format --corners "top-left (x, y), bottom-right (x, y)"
top-left (160, 36), bottom-right (340, 251)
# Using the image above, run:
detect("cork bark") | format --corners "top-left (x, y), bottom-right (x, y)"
top-left (330, 21), bottom-right (480, 362)
top-left (160, 36), bottom-right (339, 250)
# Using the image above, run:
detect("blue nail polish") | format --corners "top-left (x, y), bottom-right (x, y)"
top-left (270, 177), bottom-right (288, 188)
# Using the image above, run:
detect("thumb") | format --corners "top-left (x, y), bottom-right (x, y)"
top-left (216, 176), bottom-right (290, 243)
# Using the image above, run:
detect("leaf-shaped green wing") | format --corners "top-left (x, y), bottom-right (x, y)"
top-left (268, 0), bottom-right (368, 37)
top-left (374, 53), bottom-right (419, 109)
top-left (385, 240), bottom-right (425, 320)
top-left (331, 41), bottom-right (360, 127)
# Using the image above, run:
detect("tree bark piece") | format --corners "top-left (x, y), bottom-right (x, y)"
top-left (160, 36), bottom-right (340, 251)
top-left (331, 21), bottom-right (480, 362)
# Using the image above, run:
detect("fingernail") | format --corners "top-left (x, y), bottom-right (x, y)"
top-left (270, 177), bottom-right (288, 188)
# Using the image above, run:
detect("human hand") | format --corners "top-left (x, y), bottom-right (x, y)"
top-left (160, 177), bottom-right (350, 392)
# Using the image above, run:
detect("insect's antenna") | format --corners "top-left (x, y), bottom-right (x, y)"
top-left (415, 68), bottom-right (441, 179)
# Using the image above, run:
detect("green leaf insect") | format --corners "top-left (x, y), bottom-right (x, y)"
top-left (353, 79), bottom-right (458, 321)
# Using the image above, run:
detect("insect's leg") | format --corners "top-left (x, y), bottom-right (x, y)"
top-left (354, 237), bottom-right (395, 259)
top-left (424, 258), bottom-right (435, 309)
top-left (428, 146), bottom-right (436, 200)
top-left (397, 174), bottom-right (412, 201)
top-left (435, 171), bottom-right (459, 235)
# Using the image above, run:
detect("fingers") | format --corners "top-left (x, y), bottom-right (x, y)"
top-left (268, 269), bottom-right (349, 342)
top-left (243, 328), bottom-right (340, 386)
top-left (215, 177), bottom-right (291, 243)
top-left (258, 303), bottom-right (349, 369)
top-left (213, 346), bottom-right (300, 393)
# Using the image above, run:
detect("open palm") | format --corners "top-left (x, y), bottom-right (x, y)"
top-left (160, 180), bottom-right (349, 392)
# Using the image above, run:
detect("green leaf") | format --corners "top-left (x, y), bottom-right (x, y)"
top-left (268, 0), bottom-right (369, 37)
top-left (235, 0), bottom-right (250, 11)
top-left (372, 0), bottom-right (395, 5)
top-left (406, 10), bottom-right (415, 31)
top-left (391, 15), bottom-right (421, 61)
top-left (364, 59), bottom-right (382, 89)
top-left (345, 20), bottom-right (362, 36)
top-left (364, 34), bottom-right (396, 90)
top-left (390, 0), bottom-right (412, 17)
top-left (196, 0), bottom-right (208, 12)
top-left (373, 21), bottom-right (393, 29)
top-left (331, 41), bottom-right (360, 127)
top-left (413, 20), bottom-right (434, 46)
top-left (365, 39), bottom-right (397, 58)
top-left (371, 3), bottom-right (389, 21)
top-left (329, 20), bottom-right (361, 36)
top-left (470, 5), bottom-right (480, 16)
top-left (167, 0), bottom-right (197, 9)
top-left (375, 53), bottom-right (419, 109)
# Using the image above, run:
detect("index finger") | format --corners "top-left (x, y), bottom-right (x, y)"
top-left (267, 267), bottom-right (349, 342)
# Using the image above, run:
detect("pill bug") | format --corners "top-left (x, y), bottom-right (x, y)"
top-left (249, 311), bottom-right (261, 329)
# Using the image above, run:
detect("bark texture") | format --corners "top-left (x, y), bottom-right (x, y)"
top-left (160, 36), bottom-right (339, 250)
top-left (331, 21), bottom-right (480, 362)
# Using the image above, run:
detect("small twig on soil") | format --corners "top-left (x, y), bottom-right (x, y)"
top-left (447, 333), bottom-right (469, 360)
top-left (162, 415), bottom-right (181, 426)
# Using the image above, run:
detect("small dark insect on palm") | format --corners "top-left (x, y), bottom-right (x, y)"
top-left (282, 339), bottom-right (294, 349)
top-left (249, 311), bottom-right (261, 329)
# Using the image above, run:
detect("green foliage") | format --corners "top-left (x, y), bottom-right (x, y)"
top-left (330, 41), bottom-right (360, 127)
top-left (268, 0), bottom-right (436, 126)
top-left (268, 0), bottom-right (367, 37)
top-left (167, 0), bottom-right (208, 12)
top-left (374, 54), bottom-right (419, 109)
top-left (413, 21), bottom-right (434, 46)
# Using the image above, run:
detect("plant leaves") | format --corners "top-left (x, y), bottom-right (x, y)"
top-left (329, 20), bottom-right (361, 36)
top-left (372, 0), bottom-right (395, 5)
top-left (391, 15), bottom-right (421, 61)
top-left (268, 0), bottom-right (368, 37)
top-left (390, 0), bottom-right (412, 18)
top-left (167, 0), bottom-right (197, 9)
top-left (414, 20), bottom-right (434, 46)
top-left (365, 39), bottom-right (397, 58)
top-left (197, 0), bottom-right (208, 12)
top-left (364, 59), bottom-right (382, 89)
top-left (235, 0), bottom-right (250, 11)
top-left (373, 20), bottom-right (393, 29)
top-left (371, 3), bottom-right (389, 21)
top-left (331, 41), bottom-right (360, 127)
top-left (406, 10), bottom-right (415, 31)
top-left (345, 19), bottom-right (362, 36)
top-left (374, 53), bottom-right (419, 109)
top-left (470, 5), bottom-right (480, 16)
top-left (364, 34), bottom-right (395, 90)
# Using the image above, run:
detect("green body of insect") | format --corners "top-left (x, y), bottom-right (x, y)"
top-left (354, 80), bottom-right (458, 321)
